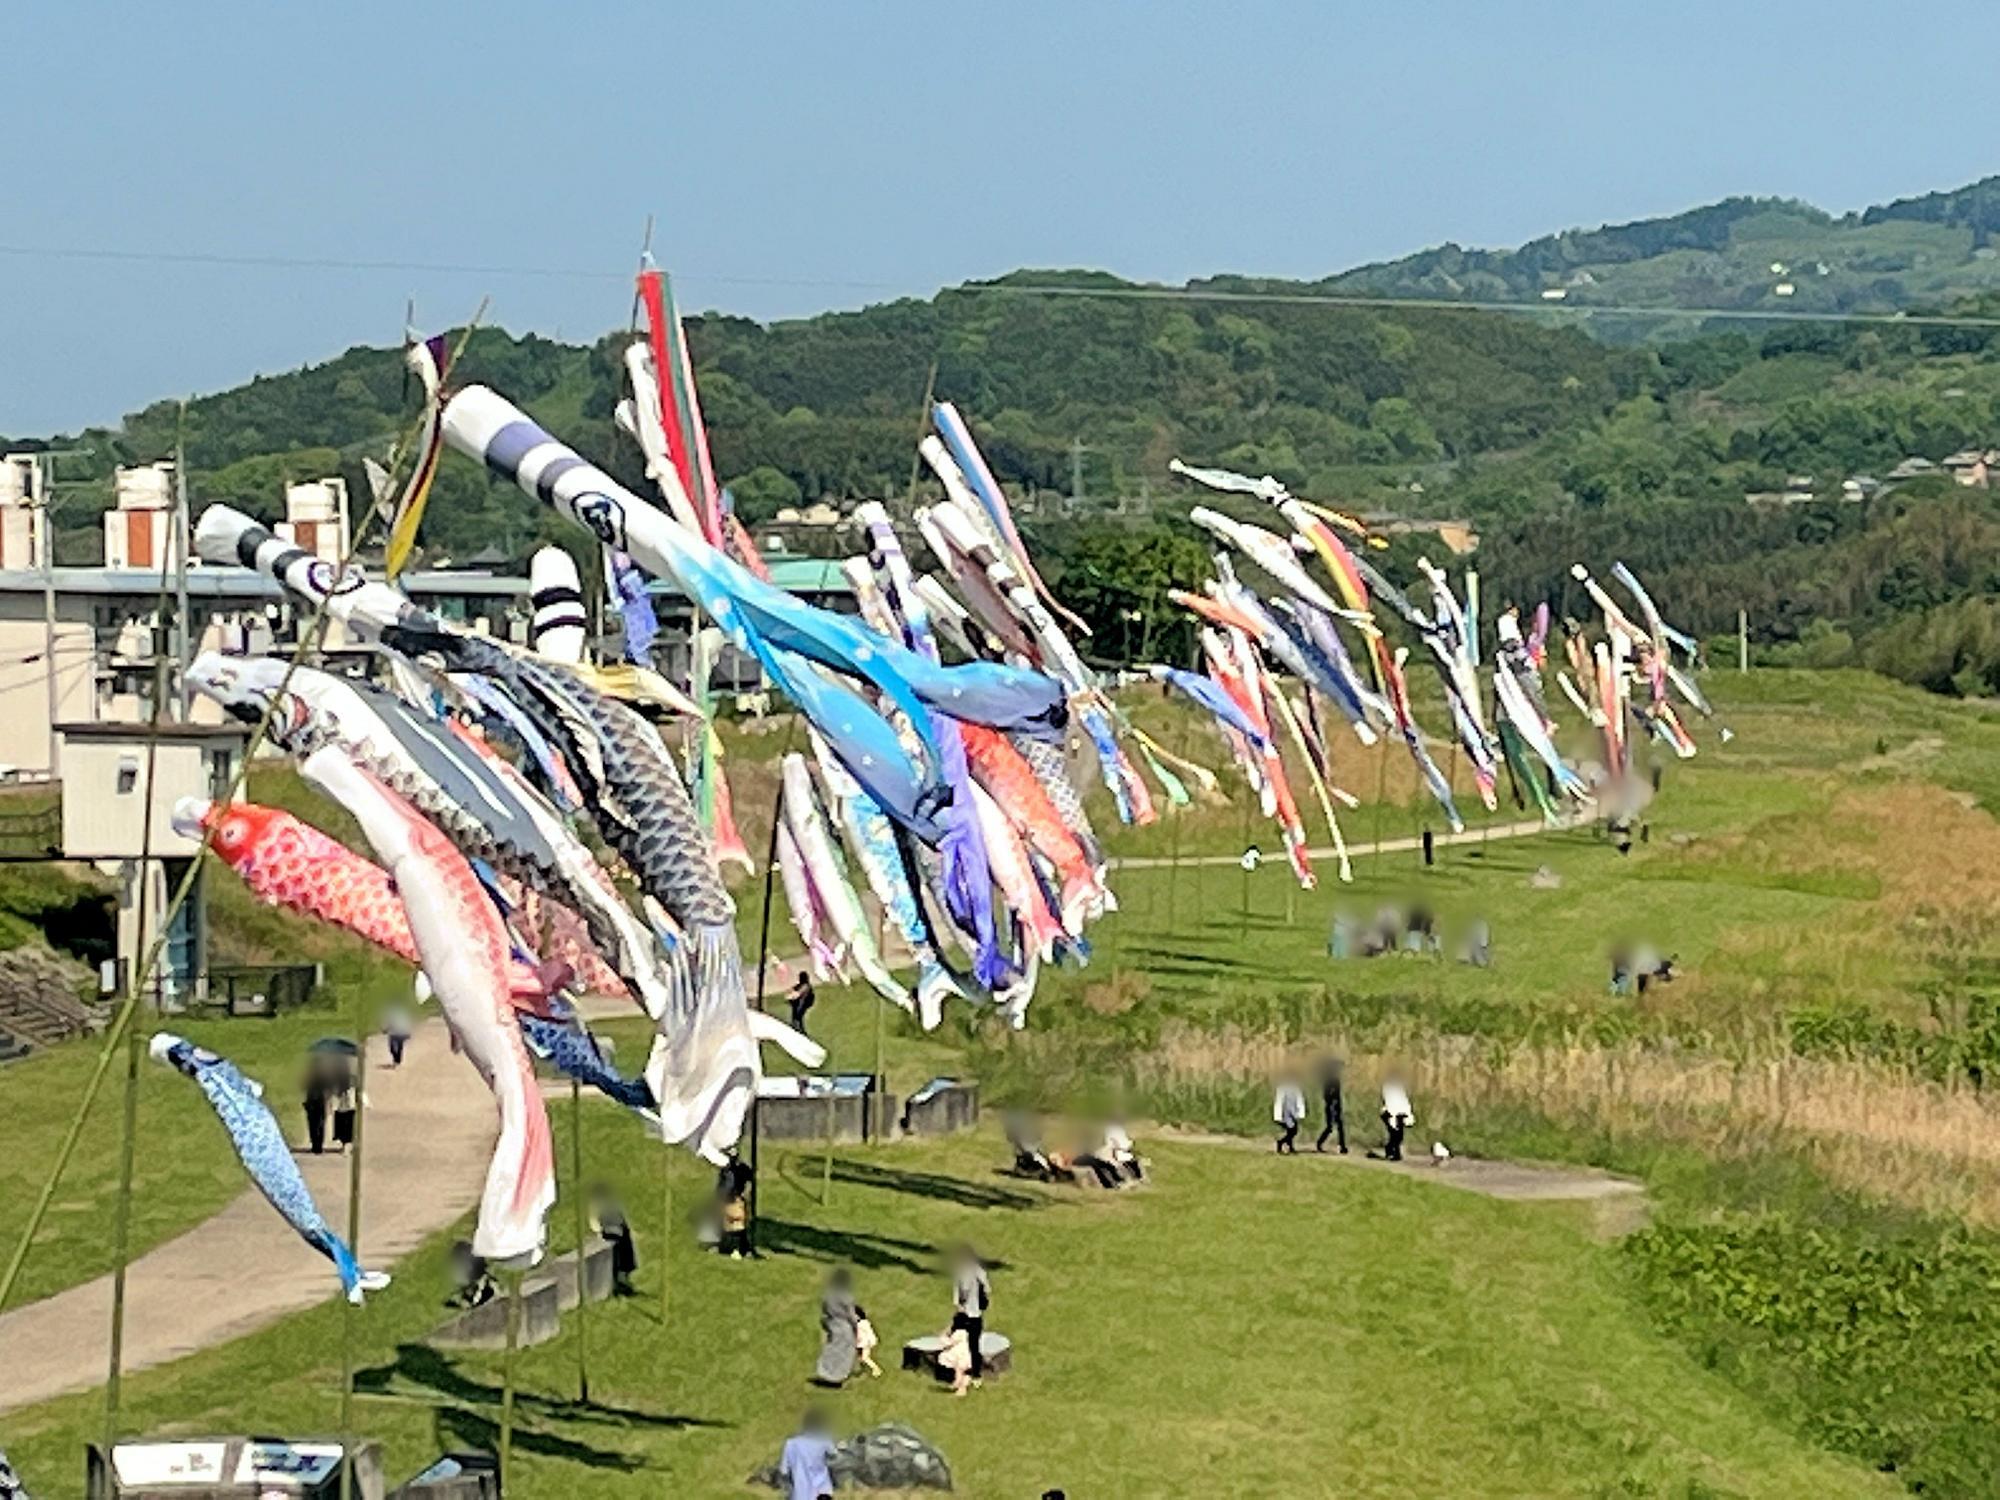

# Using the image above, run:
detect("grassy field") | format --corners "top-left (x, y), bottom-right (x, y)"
top-left (2, 1119), bottom-right (1897, 1499)
top-left (6, 668), bottom-right (2000, 1494)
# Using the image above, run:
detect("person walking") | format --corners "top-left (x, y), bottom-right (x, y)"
top-left (948, 1244), bottom-right (991, 1383)
top-left (383, 1003), bottom-right (413, 1068)
top-left (815, 1267), bottom-right (861, 1386)
top-left (777, 1408), bottom-right (838, 1500)
top-left (301, 1059), bottom-right (330, 1156)
top-left (854, 1301), bottom-right (883, 1378)
top-left (1272, 1072), bottom-right (1307, 1154)
top-left (1380, 1073), bottom-right (1415, 1162)
top-left (331, 1067), bottom-right (358, 1152)
top-left (717, 1149), bottom-right (754, 1259)
top-left (788, 971), bottom-right (817, 1036)
top-left (1314, 1055), bottom-right (1348, 1154)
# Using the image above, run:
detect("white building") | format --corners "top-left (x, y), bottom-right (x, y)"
top-left (277, 477), bottom-right (351, 563)
top-left (0, 454), bottom-right (50, 570)
top-left (0, 567), bottom-right (531, 778)
top-left (102, 462), bottom-right (180, 571)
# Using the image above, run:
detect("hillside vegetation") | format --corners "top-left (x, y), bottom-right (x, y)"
top-left (12, 181), bottom-right (2000, 693)
top-left (1302, 176), bottom-right (2000, 329)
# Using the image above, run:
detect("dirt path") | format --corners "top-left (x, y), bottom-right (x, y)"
top-left (0, 1022), bottom-right (492, 1414)
top-left (1160, 1128), bottom-right (1649, 1232)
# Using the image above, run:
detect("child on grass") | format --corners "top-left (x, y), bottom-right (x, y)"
top-left (937, 1324), bottom-right (974, 1397)
top-left (854, 1305), bottom-right (883, 1378)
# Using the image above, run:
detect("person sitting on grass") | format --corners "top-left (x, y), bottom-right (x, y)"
top-left (589, 1182), bottom-right (638, 1296)
top-left (1005, 1110), bottom-right (1057, 1179)
top-left (778, 1407), bottom-right (837, 1500)
top-left (444, 1240), bottom-right (495, 1309)
top-left (814, 1267), bottom-right (861, 1386)
top-left (1102, 1116), bottom-right (1143, 1181)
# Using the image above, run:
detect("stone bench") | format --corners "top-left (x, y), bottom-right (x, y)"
top-left (431, 1237), bottom-right (612, 1350)
top-left (901, 1080), bottom-right (979, 1136)
top-left (901, 1332), bottom-right (1013, 1381)
top-left (757, 1088), bottom-right (897, 1143)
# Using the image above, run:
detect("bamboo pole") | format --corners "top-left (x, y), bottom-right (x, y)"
top-left (104, 645), bottom-right (167, 1455)
top-left (338, 983), bottom-right (369, 1500)
top-left (499, 1270), bottom-right (523, 1487)
top-left (658, 1140), bottom-right (673, 1323)
top-left (872, 988), bottom-right (886, 1144)
top-left (1370, 743), bottom-right (1390, 867)
top-left (747, 734), bottom-right (796, 1257)
top-left (1166, 710), bottom-right (1190, 928)
top-left (568, 1077), bottom-right (591, 1404)
top-left (101, 1020), bottom-right (142, 1457)
top-left (821, 1088), bottom-right (837, 1206)
top-left (1238, 795), bottom-right (1252, 936)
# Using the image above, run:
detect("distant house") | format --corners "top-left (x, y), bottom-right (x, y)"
top-left (1840, 475), bottom-right (1882, 502)
top-left (1886, 456), bottom-right (1938, 482)
top-left (1359, 512), bottom-right (1479, 556)
top-left (1942, 449), bottom-right (1995, 488)
top-left (771, 501), bottom-right (845, 528)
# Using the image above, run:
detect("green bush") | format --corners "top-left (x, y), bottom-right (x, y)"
top-left (1627, 1219), bottom-right (2000, 1495)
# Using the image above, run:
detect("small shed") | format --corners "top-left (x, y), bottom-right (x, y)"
top-left (57, 722), bottom-right (247, 1004)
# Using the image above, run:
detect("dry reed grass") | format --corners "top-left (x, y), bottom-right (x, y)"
top-left (1138, 1019), bottom-right (2000, 1225)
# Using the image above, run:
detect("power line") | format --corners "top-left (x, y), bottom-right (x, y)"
top-left (5, 241), bottom-right (2000, 328)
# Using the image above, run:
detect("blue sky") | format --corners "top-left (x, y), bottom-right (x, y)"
top-left (5, 0), bottom-right (1996, 434)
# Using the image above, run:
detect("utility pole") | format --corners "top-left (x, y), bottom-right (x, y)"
top-left (31, 445), bottom-right (94, 779)
top-left (173, 423), bottom-right (192, 720)
top-left (1737, 608), bottom-right (1748, 673)
top-left (1068, 438), bottom-right (1089, 512)
top-left (38, 456), bottom-right (58, 777)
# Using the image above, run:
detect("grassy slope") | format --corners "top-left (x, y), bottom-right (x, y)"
top-left (4, 1118), bottom-right (1892, 1500)
top-left (8, 666), bottom-right (1962, 1311)
top-left (7, 672), bottom-right (1992, 1500)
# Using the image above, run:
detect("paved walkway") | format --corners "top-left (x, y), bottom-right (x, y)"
top-left (1111, 814), bottom-right (1575, 869)
top-left (0, 1022), bottom-right (492, 1414)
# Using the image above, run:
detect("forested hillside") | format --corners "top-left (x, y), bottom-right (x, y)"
top-left (1302, 176), bottom-right (2000, 330)
top-left (12, 179), bottom-right (2000, 694)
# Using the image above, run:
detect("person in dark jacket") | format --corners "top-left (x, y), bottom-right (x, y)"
top-left (1314, 1054), bottom-right (1348, 1154)
top-left (788, 972), bottom-right (816, 1035)
top-left (591, 1183), bottom-right (638, 1295)
top-left (302, 1057), bottom-right (332, 1155)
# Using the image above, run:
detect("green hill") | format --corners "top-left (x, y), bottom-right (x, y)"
top-left (1298, 176), bottom-right (2000, 332)
top-left (11, 178), bottom-right (2000, 695)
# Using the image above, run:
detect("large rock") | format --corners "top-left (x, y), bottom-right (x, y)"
top-left (750, 1423), bottom-right (952, 1492)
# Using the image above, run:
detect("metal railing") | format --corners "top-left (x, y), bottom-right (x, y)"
top-left (197, 963), bottom-right (324, 1017)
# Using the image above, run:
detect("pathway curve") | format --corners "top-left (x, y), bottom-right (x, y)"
top-left (0, 1022), bottom-right (491, 1414)
top-left (1111, 814), bottom-right (1576, 869)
